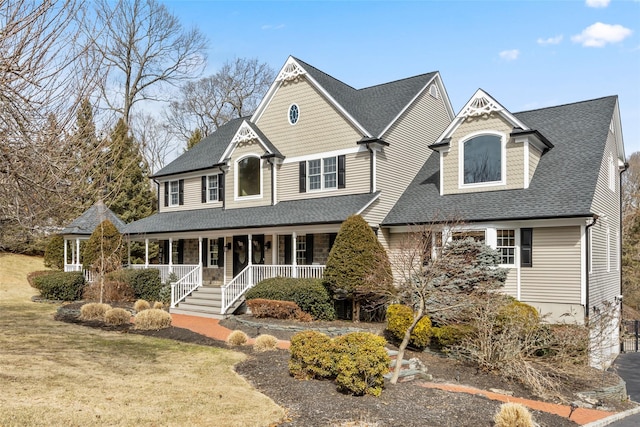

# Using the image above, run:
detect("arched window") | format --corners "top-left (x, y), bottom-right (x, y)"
top-left (236, 156), bottom-right (261, 197)
top-left (462, 134), bottom-right (502, 185)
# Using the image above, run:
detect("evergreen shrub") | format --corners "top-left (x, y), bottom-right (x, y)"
top-left (333, 332), bottom-right (389, 397)
top-left (385, 304), bottom-right (432, 348)
top-left (431, 324), bottom-right (475, 348)
top-left (289, 331), bottom-right (336, 379)
top-left (33, 271), bottom-right (84, 301)
top-left (497, 299), bottom-right (540, 332)
top-left (44, 234), bottom-right (65, 270)
top-left (127, 269), bottom-right (162, 302)
top-left (247, 298), bottom-right (311, 321)
top-left (27, 271), bottom-right (56, 288)
top-left (245, 277), bottom-right (335, 320)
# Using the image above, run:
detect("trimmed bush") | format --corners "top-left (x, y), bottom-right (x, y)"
top-left (44, 234), bottom-right (65, 270)
top-left (104, 308), bottom-right (132, 326)
top-left (134, 309), bottom-right (172, 330)
top-left (27, 270), bottom-right (56, 288)
top-left (254, 334), bottom-right (279, 352)
top-left (134, 299), bottom-right (151, 312)
top-left (32, 271), bottom-right (84, 301)
top-left (494, 402), bottom-right (534, 427)
top-left (80, 303), bottom-right (112, 321)
top-left (227, 330), bottom-right (249, 346)
top-left (431, 324), bottom-right (474, 348)
top-left (82, 280), bottom-right (134, 302)
top-left (246, 298), bottom-right (309, 320)
top-left (386, 304), bottom-right (432, 348)
top-left (333, 332), bottom-right (389, 397)
top-left (245, 277), bottom-right (335, 320)
top-left (498, 300), bottom-right (540, 332)
top-left (289, 331), bottom-right (335, 379)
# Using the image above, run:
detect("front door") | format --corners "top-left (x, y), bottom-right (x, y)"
top-left (233, 235), bottom-right (249, 276)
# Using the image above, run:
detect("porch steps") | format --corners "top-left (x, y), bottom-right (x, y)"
top-left (171, 286), bottom-right (224, 319)
top-left (384, 349), bottom-right (432, 383)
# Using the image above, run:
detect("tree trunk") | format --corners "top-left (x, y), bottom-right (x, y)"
top-left (390, 307), bottom-right (425, 384)
top-left (352, 299), bottom-right (360, 323)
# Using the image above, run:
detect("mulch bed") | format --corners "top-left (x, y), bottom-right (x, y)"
top-left (54, 303), bottom-right (634, 426)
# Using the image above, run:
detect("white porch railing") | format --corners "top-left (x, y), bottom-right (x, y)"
top-left (64, 264), bottom-right (94, 283)
top-left (128, 264), bottom-right (200, 285)
top-left (170, 265), bottom-right (203, 308)
top-left (221, 264), bottom-right (325, 314)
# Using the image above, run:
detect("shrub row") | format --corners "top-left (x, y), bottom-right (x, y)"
top-left (83, 280), bottom-right (134, 302)
top-left (289, 330), bottom-right (389, 396)
top-left (245, 277), bottom-right (335, 320)
top-left (246, 298), bottom-right (312, 322)
top-left (32, 271), bottom-right (85, 301)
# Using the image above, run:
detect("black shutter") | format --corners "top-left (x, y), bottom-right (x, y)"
top-left (164, 182), bottom-right (169, 207)
top-left (177, 239), bottom-right (184, 264)
top-left (338, 155), bottom-right (346, 189)
top-left (201, 176), bottom-right (207, 203)
top-left (178, 179), bottom-right (184, 205)
top-left (299, 161), bottom-right (306, 193)
top-left (202, 238), bottom-right (208, 267)
top-left (218, 174), bottom-right (224, 202)
top-left (521, 228), bottom-right (533, 267)
top-left (329, 233), bottom-right (337, 250)
top-left (217, 237), bottom-right (224, 268)
top-left (305, 234), bottom-right (314, 265)
top-left (284, 235), bottom-right (292, 264)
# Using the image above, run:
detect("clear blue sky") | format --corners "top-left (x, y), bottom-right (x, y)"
top-left (165, 0), bottom-right (640, 155)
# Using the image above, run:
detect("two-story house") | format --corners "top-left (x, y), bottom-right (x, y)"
top-left (123, 56), bottom-right (455, 316)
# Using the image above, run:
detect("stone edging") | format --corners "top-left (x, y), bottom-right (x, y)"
top-left (232, 317), bottom-right (376, 337)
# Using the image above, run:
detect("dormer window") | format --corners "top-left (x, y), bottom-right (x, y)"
top-left (460, 133), bottom-right (505, 187)
top-left (236, 155), bottom-right (261, 198)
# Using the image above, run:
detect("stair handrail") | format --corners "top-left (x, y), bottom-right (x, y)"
top-left (220, 265), bottom-right (253, 314)
top-left (170, 265), bottom-right (202, 308)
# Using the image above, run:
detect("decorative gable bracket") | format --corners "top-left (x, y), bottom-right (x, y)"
top-left (276, 58), bottom-right (307, 82)
top-left (461, 95), bottom-right (503, 118)
top-left (231, 121), bottom-right (260, 145)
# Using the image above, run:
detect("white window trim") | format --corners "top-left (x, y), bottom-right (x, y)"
top-left (496, 229), bottom-right (517, 267)
top-left (234, 154), bottom-right (263, 201)
top-left (458, 131), bottom-right (507, 189)
top-left (288, 103), bottom-right (299, 125)
top-left (296, 235), bottom-right (306, 265)
top-left (307, 156), bottom-right (338, 192)
top-left (208, 239), bottom-right (219, 269)
top-left (206, 174), bottom-right (219, 203)
top-left (169, 180), bottom-right (179, 207)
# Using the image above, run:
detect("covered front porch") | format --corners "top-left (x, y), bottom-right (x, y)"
top-left (130, 227), bottom-right (336, 315)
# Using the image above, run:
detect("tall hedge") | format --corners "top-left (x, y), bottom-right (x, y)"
top-left (44, 234), bottom-right (65, 270)
top-left (33, 271), bottom-right (85, 301)
top-left (323, 215), bottom-right (394, 321)
top-left (83, 219), bottom-right (125, 274)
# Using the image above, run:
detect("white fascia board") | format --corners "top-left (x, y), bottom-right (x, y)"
top-left (356, 192), bottom-right (381, 215)
top-left (612, 99), bottom-right (626, 162)
top-left (221, 120), bottom-right (273, 162)
top-left (283, 145), bottom-right (366, 164)
top-left (251, 56), bottom-right (293, 124)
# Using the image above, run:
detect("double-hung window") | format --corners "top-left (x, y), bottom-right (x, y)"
top-left (169, 180), bottom-right (179, 206)
top-left (308, 157), bottom-right (337, 191)
top-left (209, 239), bottom-right (219, 267)
top-left (296, 235), bottom-right (306, 265)
top-left (208, 175), bottom-right (218, 202)
top-left (496, 229), bottom-right (516, 265)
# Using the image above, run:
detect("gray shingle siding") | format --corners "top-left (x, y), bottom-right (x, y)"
top-left (383, 96), bottom-right (617, 225)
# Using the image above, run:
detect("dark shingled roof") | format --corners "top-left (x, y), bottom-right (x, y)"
top-left (153, 118), bottom-right (245, 178)
top-left (61, 201), bottom-right (127, 236)
top-left (295, 57), bottom-right (438, 137)
top-left (124, 192), bottom-right (379, 235)
top-left (382, 96), bottom-right (618, 225)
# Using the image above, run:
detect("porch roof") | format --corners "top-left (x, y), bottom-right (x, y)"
top-left (61, 200), bottom-right (127, 236)
top-left (124, 192), bottom-right (379, 235)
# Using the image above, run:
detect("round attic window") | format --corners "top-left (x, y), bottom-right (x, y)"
top-left (288, 104), bottom-right (299, 125)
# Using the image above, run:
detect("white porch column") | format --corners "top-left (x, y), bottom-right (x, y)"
top-left (198, 237), bottom-right (203, 266)
top-left (292, 232), bottom-right (297, 278)
top-left (75, 239), bottom-right (80, 265)
top-left (127, 239), bottom-right (131, 266)
top-left (168, 238), bottom-right (173, 273)
top-left (144, 239), bottom-right (149, 267)
top-left (247, 234), bottom-right (253, 285)
top-left (223, 237), bottom-right (227, 285)
top-left (63, 239), bottom-right (68, 270)
top-left (272, 234), bottom-right (277, 264)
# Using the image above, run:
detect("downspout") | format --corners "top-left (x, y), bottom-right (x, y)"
top-left (367, 144), bottom-right (374, 193)
top-left (619, 162), bottom-right (628, 334)
top-left (585, 214), bottom-right (599, 318)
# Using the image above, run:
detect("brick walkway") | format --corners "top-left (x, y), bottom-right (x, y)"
top-left (171, 313), bottom-right (616, 425)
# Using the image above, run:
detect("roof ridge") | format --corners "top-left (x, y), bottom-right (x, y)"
top-left (291, 56), bottom-right (357, 91)
top-left (514, 95), bottom-right (617, 115)
top-left (357, 71), bottom-right (437, 92)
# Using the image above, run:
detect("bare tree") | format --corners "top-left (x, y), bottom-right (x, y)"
top-left (164, 58), bottom-right (275, 143)
top-left (0, 0), bottom-right (101, 251)
top-left (383, 225), bottom-right (507, 384)
top-left (90, 0), bottom-right (208, 125)
top-left (130, 113), bottom-right (176, 175)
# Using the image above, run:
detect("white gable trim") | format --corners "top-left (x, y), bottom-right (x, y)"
top-left (356, 191), bottom-right (381, 215)
top-left (611, 99), bottom-right (626, 162)
top-left (252, 56), bottom-right (370, 136)
top-left (221, 120), bottom-right (273, 162)
top-left (435, 89), bottom-right (529, 145)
